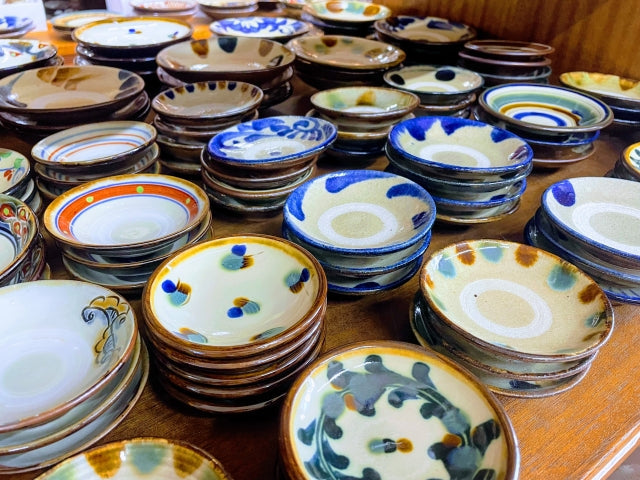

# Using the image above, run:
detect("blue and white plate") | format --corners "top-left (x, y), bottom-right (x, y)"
top-left (209, 16), bottom-right (310, 42)
top-left (0, 16), bottom-right (32, 34)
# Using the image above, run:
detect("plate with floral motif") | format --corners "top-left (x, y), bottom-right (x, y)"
top-left (279, 340), bottom-right (519, 480)
top-left (209, 16), bottom-right (311, 42)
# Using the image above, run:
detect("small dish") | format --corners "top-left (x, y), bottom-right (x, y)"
top-left (0, 16), bottom-right (32, 34)
top-left (0, 40), bottom-right (58, 78)
top-left (462, 39), bottom-right (555, 60)
top-left (283, 169), bottom-right (436, 256)
top-left (622, 142), bottom-right (640, 179)
top-left (285, 34), bottom-right (405, 70)
top-left (419, 239), bottom-right (614, 363)
top-left (156, 37), bottom-right (296, 84)
top-left (458, 50), bottom-right (552, 76)
top-left (209, 16), bottom-right (311, 42)
top-left (279, 340), bottom-right (519, 480)
top-left (559, 71), bottom-right (640, 109)
top-left (130, 0), bottom-right (198, 14)
top-left (50, 10), bottom-right (124, 33)
top-left (0, 148), bottom-right (30, 197)
top-left (303, 1), bottom-right (391, 26)
top-left (374, 15), bottom-right (476, 45)
top-left (478, 83), bottom-right (614, 135)
top-left (383, 64), bottom-right (484, 105)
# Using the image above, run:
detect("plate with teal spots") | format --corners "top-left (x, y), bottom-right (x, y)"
top-left (279, 340), bottom-right (519, 480)
top-left (419, 239), bottom-right (614, 362)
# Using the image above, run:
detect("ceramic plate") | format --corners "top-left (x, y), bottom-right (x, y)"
top-left (0, 148), bottom-right (29, 196)
top-left (375, 15), bottom-right (476, 44)
top-left (303, 1), bottom-right (391, 25)
top-left (559, 71), bottom-right (640, 109)
top-left (0, 16), bottom-right (31, 34)
top-left (541, 176), bottom-right (640, 268)
top-left (209, 16), bottom-right (310, 40)
top-left (420, 239), bottom-right (614, 361)
top-left (285, 34), bottom-right (405, 70)
top-left (280, 340), bottom-right (519, 480)
top-left (144, 234), bottom-right (326, 347)
top-left (0, 280), bottom-right (137, 431)
top-left (50, 10), bottom-right (123, 31)
top-left (478, 83), bottom-right (614, 134)
top-left (43, 174), bottom-right (209, 250)
top-left (0, 40), bottom-right (57, 73)
top-left (0, 194), bottom-right (38, 279)
top-left (622, 142), bottom-right (640, 178)
top-left (130, 0), bottom-right (198, 13)
top-left (463, 39), bottom-right (555, 60)
top-left (283, 169), bottom-right (436, 255)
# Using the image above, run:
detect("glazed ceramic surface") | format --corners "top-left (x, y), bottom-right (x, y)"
top-left (0, 280), bottom-right (137, 430)
top-left (478, 83), bottom-right (614, 134)
top-left (0, 194), bottom-right (38, 277)
top-left (622, 142), bottom-right (640, 178)
top-left (145, 235), bottom-right (325, 347)
top-left (375, 15), bottom-right (476, 44)
top-left (540, 176), bottom-right (640, 267)
top-left (207, 115), bottom-right (336, 166)
top-left (0, 40), bottom-right (57, 72)
top-left (209, 16), bottom-right (310, 40)
top-left (387, 116), bottom-right (533, 178)
top-left (130, 0), bottom-right (197, 13)
top-left (420, 239), bottom-right (613, 360)
top-left (303, 1), bottom-right (391, 24)
top-left (34, 438), bottom-right (232, 480)
top-left (463, 40), bottom-right (555, 60)
top-left (31, 121), bottom-right (156, 167)
top-left (0, 16), bottom-right (31, 34)
top-left (43, 174), bottom-right (209, 250)
top-left (280, 341), bottom-right (519, 480)
top-left (283, 169), bottom-right (435, 254)
top-left (0, 149), bottom-right (29, 196)
top-left (50, 10), bottom-right (123, 31)
top-left (285, 35), bottom-right (405, 70)
top-left (152, 81), bottom-right (263, 122)
top-left (72, 17), bottom-right (193, 50)
top-left (559, 71), bottom-right (640, 109)
top-left (0, 65), bottom-right (145, 115)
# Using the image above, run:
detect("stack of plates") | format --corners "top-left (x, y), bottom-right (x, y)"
top-left (141, 234), bottom-right (328, 414)
top-left (308, 85), bottom-right (419, 161)
top-left (0, 280), bottom-right (147, 474)
top-left (30, 121), bottom-right (160, 202)
top-left (0, 193), bottom-right (46, 287)
top-left (475, 83), bottom-right (614, 168)
top-left (383, 64), bottom-right (483, 118)
top-left (385, 116), bottom-right (533, 224)
top-left (0, 15), bottom-right (34, 39)
top-left (202, 115), bottom-right (336, 214)
top-left (72, 16), bottom-right (193, 91)
top-left (459, 39), bottom-right (554, 87)
top-left (278, 340), bottom-right (520, 480)
top-left (559, 71), bottom-right (640, 131)
top-left (412, 239), bottom-right (614, 398)
top-left (196, 0), bottom-right (259, 19)
top-left (130, 0), bottom-right (199, 19)
top-left (156, 37), bottom-right (296, 109)
top-left (285, 34), bottom-right (405, 89)
top-left (0, 65), bottom-right (148, 139)
top-left (373, 15), bottom-right (476, 65)
top-left (209, 15), bottom-right (313, 43)
top-left (282, 169), bottom-right (436, 295)
top-left (151, 80), bottom-right (264, 177)
top-left (0, 39), bottom-right (62, 79)
top-left (0, 149), bottom-right (42, 216)
top-left (42, 174), bottom-right (212, 296)
top-left (300, 0), bottom-right (391, 36)
top-left (525, 176), bottom-right (640, 304)
top-left (49, 10), bottom-right (124, 39)
top-left (608, 141), bottom-right (640, 181)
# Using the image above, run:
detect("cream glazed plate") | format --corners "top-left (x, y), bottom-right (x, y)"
top-left (279, 340), bottom-right (519, 480)
top-left (420, 239), bottom-right (614, 361)
top-left (541, 176), bottom-right (640, 268)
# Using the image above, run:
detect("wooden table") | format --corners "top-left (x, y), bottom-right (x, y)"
top-left (7, 22), bottom-right (640, 480)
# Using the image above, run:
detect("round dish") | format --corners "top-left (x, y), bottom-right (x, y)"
top-left (559, 71), bottom-right (640, 109)
top-left (279, 340), bottom-right (519, 480)
top-left (155, 37), bottom-right (296, 84)
top-left (478, 83), bottom-right (614, 135)
top-left (303, 1), bottom-right (391, 25)
top-left (43, 173), bottom-right (209, 252)
top-left (622, 142), bottom-right (640, 179)
top-left (419, 239), bottom-right (614, 362)
top-left (463, 39), bottom-right (555, 60)
top-left (387, 116), bottom-right (533, 179)
top-left (383, 65), bottom-right (484, 105)
top-left (0, 193), bottom-right (40, 283)
top-left (33, 437), bottom-right (233, 480)
top-left (142, 234), bottom-right (327, 352)
top-left (285, 34), bottom-right (405, 70)
top-left (374, 15), bottom-right (476, 45)
top-left (458, 50), bottom-right (552, 76)
top-left (540, 176), bottom-right (640, 268)
top-left (0, 40), bottom-right (57, 77)
top-left (283, 169), bottom-right (436, 255)
top-left (0, 148), bottom-right (30, 196)
top-left (0, 280), bottom-right (138, 432)
top-left (208, 16), bottom-right (311, 42)
top-left (50, 10), bottom-right (123, 33)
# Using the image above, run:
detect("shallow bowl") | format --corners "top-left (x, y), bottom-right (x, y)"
top-left (310, 86), bottom-right (419, 131)
top-left (283, 169), bottom-right (436, 257)
top-left (0, 40), bottom-right (58, 78)
top-left (43, 173), bottom-right (209, 254)
top-left (622, 142), bottom-right (640, 179)
top-left (279, 340), bottom-right (519, 480)
top-left (156, 37), bottom-right (296, 84)
top-left (34, 437), bottom-right (233, 479)
top-left (478, 83), bottom-right (614, 135)
top-left (0, 148), bottom-right (30, 197)
top-left (0, 280), bottom-right (138, 433)
top-left (0, 193), bottom-right (41, 285)
top-left (462, 39), bottom-right (555, 61)
top-left (209, 16), bottom-right (311, 42)
top-left (303, 1), bottom-right (391, 26)
top-left (383, 64), bottom-right (484, 105)
top-left (419, 238), bottom-right (614, 363)
top-left (50, 10), bottom-right (124, 33)
top-left (458, 50), bottom-right (552, 77)
top-left (374, 15), bottom-right (476, 46)
top-left (387, 116), bottom-right (533, 180)
top-left (142, 234), bottom-right (327, 356)
top-left (559, 71), bottom-right (640, 110)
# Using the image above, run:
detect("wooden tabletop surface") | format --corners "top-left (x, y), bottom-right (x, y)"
top-left (6, 20), bottom-right (640, 480)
